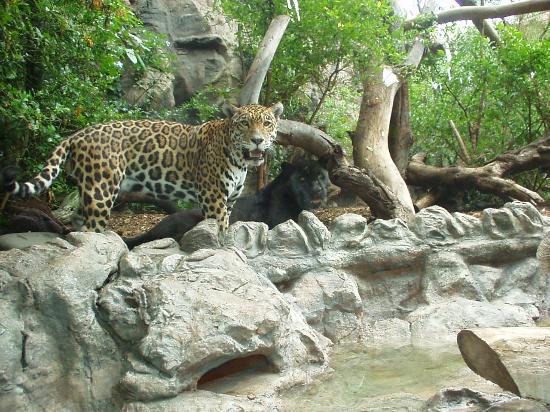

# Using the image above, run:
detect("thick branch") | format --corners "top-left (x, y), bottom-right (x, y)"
top-left (406, 137), bottom-right (550, 204)
top-left (455, 0), bottom-right (501, 45)
top-left (438, 0), bottom-right (550, 24)
top-left (277, 120), bottom-right (410, 220)
top-left (238, 15), bottom-right (290, 105)
top-left (406, 0), bottom-right (550, 28)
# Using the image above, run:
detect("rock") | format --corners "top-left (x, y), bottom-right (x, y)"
top-left (424, 388), bottom-right (518, 411)
top-left (358, 393), bottom-right (425, 411)
top-left (267, 220), bottom-right (311, 256)
top-left (179, 219), bottom-right (220, 253)
top-left (131, 0), bottom-right (241, 106)
top-left (0, 232), bottom-right (127, 411)
top-left (409, 206), bottom-right (461, 245)
top-left (536, 229), bottom-right (550, 273)
top-left (485, 398), bottom-right (550, 411)
top-left (0, 201), bottom-right (549, 409)
top-left (408, 298), bottom-right (534, 347)
top-left (121, 67), bottom-right (175, 110)
top-left (124, 390), bottom-right (281, 412)
top-left (457, 327), bottom-right (550, 403)
top-left (286, 268), bottom-right (363, 343)
top-left (0, 232), bottom-right (62, 250)
top-left (482, 208), bottom-right (522, 239)
top-left (98, 249), bottom-right (330, 400)
top-left (298, 211), bottom-right (331, 251)
top-left (422, 252), bottom-right (485, 303)
top-left (330, 213), bottom-right (368, 248)
top-left (224, 221), bottom-right (268, 258)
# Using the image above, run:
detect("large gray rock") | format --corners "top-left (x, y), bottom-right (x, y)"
top-left (131, 0), bottom-right (242, 106)
top-left (1, 201), bottom-right (549, 410)
top-left (0, 232), bottom-right (127, 412)
top-left (98, 248), bottom-right (331, 402)
top-left (285, 268), bottom-right (364, 343)
top-left (408, 297), bottom-right (535, 347)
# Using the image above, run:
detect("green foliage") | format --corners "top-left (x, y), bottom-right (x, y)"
top-left (218, 0), bottom-right (404, 106)
top-left (410, 25), bottom-right (550, 169)
top-left (314, 84), bottom-right (360, 155)
top-left (0, 0), bottom-right (169, 177)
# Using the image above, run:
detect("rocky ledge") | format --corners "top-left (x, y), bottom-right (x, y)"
top-left (0, 201), bottom-right (549, 411)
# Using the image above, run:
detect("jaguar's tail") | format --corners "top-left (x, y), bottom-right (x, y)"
top-left (2, 139), bottom-right (71, 198)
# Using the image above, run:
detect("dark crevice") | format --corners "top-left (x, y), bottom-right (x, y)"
top-left (197, 354), bottom-right (273, 388)
top-left (20, 331), bottom-right (29, 369)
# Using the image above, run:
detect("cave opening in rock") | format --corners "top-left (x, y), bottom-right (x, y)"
top-left (197, 354), bottom-right (274, 389)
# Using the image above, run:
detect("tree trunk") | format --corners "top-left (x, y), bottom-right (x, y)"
top-left (457, 327), bottom-right (550, 403)
top-left (237, 15), bottom-right (290, 194)
top-left (353, 66), bottom-right (415, 220)
top-left (237, 15), bottom-right (291, 106)
top-left (388, 82), bottom-right (414, 176)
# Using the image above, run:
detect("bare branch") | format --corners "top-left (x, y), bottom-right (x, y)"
top-left (438, 0), bottom-right (550, 24)
top-left (238, 15), bottom-right (290, 105)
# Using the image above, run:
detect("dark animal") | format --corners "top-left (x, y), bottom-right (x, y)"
top-left (123, 159), bottom-right (329, 248)
top-left (1, 198), bottom-right (70, 236)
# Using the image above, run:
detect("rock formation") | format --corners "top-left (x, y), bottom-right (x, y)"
top-left (0, 201), bottom-right (549, 410)
top-left (127, 0), bottom-right (242, 107)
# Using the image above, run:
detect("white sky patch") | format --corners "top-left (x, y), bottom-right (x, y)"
top-left (383, 68), bottom-right (399, 87)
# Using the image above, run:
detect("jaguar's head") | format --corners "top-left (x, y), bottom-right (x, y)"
top-left (223, 102), bottom-right (283, 167)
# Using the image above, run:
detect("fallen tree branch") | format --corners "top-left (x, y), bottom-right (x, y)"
top-left (405, 0), bottom-right (550, 29)
top-left (406, 137), bottom-right (550, 204)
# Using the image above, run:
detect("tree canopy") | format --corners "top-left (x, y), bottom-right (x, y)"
top-left (0, 0), bottom-right (168, 173)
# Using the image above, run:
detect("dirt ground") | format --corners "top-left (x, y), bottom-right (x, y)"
top-left (107, 206), bottom-right (374, 238)
top-left (108, 203), bottom-right (550, 239)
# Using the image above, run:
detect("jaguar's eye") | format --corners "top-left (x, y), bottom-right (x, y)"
top-left (239, 119), bottom-right (249, 127)
top-left (263, 120), bottom-right (272, 128)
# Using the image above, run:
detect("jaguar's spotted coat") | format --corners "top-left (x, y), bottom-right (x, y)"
top-left (2, 102), bottom-right (283, 233)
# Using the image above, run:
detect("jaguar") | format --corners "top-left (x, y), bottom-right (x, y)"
top-left (2, 102), bottom-right (283, 233)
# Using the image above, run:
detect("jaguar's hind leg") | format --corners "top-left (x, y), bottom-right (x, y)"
top-left (78, 183), bottom-right (119, 233)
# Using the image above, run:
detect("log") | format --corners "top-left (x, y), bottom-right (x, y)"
top-left (277, 120), bottom-right (411, 220)
top-left (405, 0), bottom-right (550, 28)
top-left (406, 136), bottom-right (550, 205)
top-left (457, 327), bottom-right (550, 403)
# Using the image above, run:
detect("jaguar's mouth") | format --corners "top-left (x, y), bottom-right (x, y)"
top-left (243, 148), bottom-right (265, 161)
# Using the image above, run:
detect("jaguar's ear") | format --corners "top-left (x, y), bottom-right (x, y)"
top-left (222, 101), bottom-right (238, 118)
top-left (271, 102), bottom-right (283, 119)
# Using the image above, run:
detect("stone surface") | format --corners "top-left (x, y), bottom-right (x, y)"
top-left (0, 232), bottom-right (127, 412)
top-left (98, 248), bottom-right (330, 401)
top-left (424, 388), bottom-right (519, 411)
top-left (121, 67), bottom-right (175, 110)
top-left (408, 298), bottom-right (535, 347)
top-left (286, 268), bottom-right (364, 343)
top-left (0, 231), bottom-right (62, 251)
top-left (1, 202), bottom-right (549, 410)
top-left (130, 0), bottom-right (242, 106)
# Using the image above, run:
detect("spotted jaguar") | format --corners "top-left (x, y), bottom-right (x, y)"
top-left (2, 102), bottom-right (283, 233)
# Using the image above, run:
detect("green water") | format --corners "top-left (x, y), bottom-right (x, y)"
top-left (282, 344), bottom-right (499, 411)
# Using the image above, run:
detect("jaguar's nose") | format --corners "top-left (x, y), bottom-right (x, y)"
top-left (252, 137), bottom-right (264, 145)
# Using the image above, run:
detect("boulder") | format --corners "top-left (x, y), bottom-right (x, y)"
top-left (408, 298), bottom-right (535, 347)
top-left (130, 0), bottom-right (242, 106)
top-left (97, 248), bottom-right (331, 401)
top-left (0, 232), bottom-right (127, 411)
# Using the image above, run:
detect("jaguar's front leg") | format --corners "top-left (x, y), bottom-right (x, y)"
top-left (201, 190), bottom-right (229, 245)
